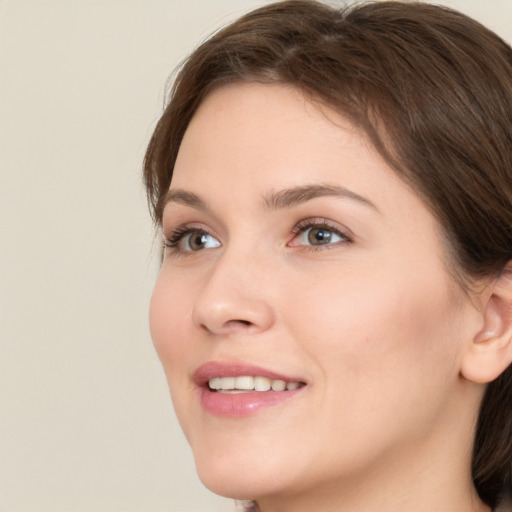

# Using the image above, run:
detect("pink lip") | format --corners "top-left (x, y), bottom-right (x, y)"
top-left (193, 361), bottom-right (306, 418)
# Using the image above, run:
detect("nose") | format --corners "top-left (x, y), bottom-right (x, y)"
top-left (191, 248), bottom-right (275, 336)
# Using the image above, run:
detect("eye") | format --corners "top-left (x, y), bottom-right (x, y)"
top-left (164, 227), bottom-right (221, 253)
top-left (289, 220), bottom-right (351, 248)
top-left (182, 232), bottom-right (220, 251)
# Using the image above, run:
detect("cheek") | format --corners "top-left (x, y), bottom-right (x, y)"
top-left (149, 273), bottom-right (192, 379)
top-left (293, 262), bottom-right (463, 423)
top-left (298, 252), bottom-right (460, 356)
top-left (149, 273), bottom-right (200, 440)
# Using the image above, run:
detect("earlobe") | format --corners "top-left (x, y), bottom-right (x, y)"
top-left (460, 263), bottom-right (512, 384)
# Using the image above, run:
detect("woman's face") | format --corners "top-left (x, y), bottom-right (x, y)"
top-left (150, 83), bottom-right (482, 504)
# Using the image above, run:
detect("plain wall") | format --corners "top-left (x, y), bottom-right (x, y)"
top-left (1, 1), bottom-right (511, 511)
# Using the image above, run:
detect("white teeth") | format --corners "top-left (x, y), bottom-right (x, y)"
top-left (221, 377), bottom-right (235, 390)
top-left (209, 377), bottom-right (222, 390)
top-left (208, 376), bottom-right (302, 392)
top-left (254, 376), bottom-right (271, 391)
top-left (271, 379), bottom-right (286, 391)
top-left (235, 376), bottom-right (254, 390)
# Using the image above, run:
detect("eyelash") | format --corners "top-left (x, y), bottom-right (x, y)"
top-left (162, 219), bottom-right (352, 255)
top-left (162, 225), bottom-right (211, 251)
top-left (290, 219), bottom-right (352, 250)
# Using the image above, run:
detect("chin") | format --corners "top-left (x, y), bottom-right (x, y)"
top-left (191, 437), bottom-right (298, 501)
top-left (198, 471), bottom-right (265, 501)
top-left (195, 460), bottom-right (276, 500)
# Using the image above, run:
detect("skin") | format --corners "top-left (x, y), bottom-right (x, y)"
top-left (150, 83), bottom-right (493, 512)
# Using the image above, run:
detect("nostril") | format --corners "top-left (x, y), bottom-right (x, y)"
top-left (199, 323), bottom-right (211, 333)
top-left (198, 319), bottom-right (253, 334)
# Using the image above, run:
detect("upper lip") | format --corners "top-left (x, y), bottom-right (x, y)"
top-left (193, 361), bottom-right (306, 387)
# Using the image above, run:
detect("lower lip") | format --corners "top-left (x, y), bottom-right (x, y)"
top-left (199, 387), bottom-right (304, 417)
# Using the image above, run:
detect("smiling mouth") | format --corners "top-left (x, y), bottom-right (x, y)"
top-left (196, 364), bottom-right (307, 416)
top-left (208, 376), bottom-right (305, 393)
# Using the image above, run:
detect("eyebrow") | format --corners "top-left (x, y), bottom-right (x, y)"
top-left (164, 189), bottom-right (210, 212)
top-left (163, 183), bottom-right (379, 213)
top-left (263, 183), bottom-right (379, 212)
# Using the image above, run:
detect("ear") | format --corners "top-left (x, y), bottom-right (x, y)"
top-left (460, 262), bottom-right (512, 384)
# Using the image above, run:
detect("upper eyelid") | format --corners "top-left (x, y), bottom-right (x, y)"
top-left (161, 203), bottom-right (221, 234)
top-left (163, 220), bottom-right (216, 236)
top-left (164, 224), bottom-right (218, 240)
top-left (292, 218), bottom-right (354, 240)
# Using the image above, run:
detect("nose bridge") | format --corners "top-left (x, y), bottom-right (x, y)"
top-left (192, 240), bottom-right (274, 335)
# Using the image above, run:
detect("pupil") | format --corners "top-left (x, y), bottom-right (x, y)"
top-left (191, 233), bottom-right (206, 250)
top-left (309, 228), bottom-right (331, 245)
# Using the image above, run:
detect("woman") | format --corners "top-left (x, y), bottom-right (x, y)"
top-left (144, 1), bottom-right (512, 511)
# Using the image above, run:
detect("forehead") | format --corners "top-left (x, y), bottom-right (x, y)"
top-left (172, 83), bottom-right (409, 210)
top-left (177, 84), bottom-right (363, 179)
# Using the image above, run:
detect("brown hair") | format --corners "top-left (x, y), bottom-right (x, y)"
top-left (143, 1), bottom-right (512, 507)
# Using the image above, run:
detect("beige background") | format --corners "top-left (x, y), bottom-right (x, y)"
top-left (1, 1), bottom-right (511, 511)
